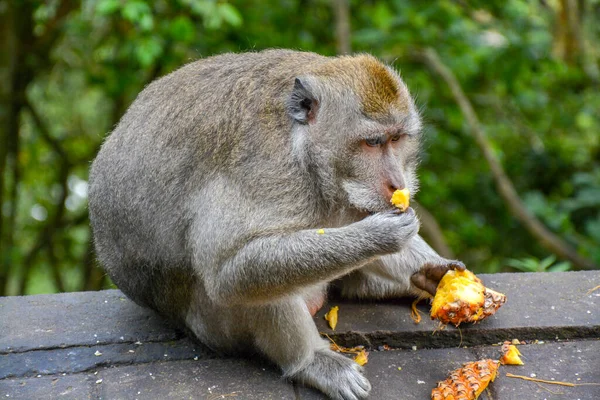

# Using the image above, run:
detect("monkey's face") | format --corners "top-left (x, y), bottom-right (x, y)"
top-left (338, 113), bottom-right (422, 215)
top-left (288, 59), bottom-right (422, 215)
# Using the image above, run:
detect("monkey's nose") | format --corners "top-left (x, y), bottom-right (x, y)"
top-left (385, 183), bottom-right (402, 199)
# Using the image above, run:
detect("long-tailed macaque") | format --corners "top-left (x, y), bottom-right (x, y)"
top-left (89, 49), bottom-right (463, 400)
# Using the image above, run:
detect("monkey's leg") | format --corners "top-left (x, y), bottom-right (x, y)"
top-left (249, 296), bottom-right (371, 400)
top-left (336, 235), bottom-right (464, 299)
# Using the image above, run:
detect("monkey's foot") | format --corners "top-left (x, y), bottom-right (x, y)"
top-left (290, 349), bottom-right (371, 400)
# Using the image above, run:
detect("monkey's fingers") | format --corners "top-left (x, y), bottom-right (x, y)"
top-left (412, 260), bottom-right (467, 296)
top-left (390, 206), bottom-right (415, 216)
top-left (447, 260), bottom-right (466, 272)
top-left (424, 261), bottom-right (466, 281)
top-left (410, 272), bottom-right (438, 297)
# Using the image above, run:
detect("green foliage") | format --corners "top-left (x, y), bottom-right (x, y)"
top-left (2, 0), bottom-right (599, 295)
top-left (505, 255), bottom-right (572, 273)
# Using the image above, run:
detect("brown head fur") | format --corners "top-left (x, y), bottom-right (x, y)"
top-left (313, 54), bottom-right (408, 118)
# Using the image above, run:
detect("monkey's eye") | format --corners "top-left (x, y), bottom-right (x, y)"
top-left (390, 134), bottom-right (403, 142)
top-left (365, 138), bottom-right (381, 147)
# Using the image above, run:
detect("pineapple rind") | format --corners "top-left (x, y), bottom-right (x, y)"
top-left (431, 269), bottom-right (506, 326)
top-left (431, 359), bottom-right (499, 400)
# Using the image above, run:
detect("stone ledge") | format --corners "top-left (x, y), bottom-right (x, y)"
top-left (315, 271), bottom-right (600, 348)
top-left (0, 290), bottom-right (177, 354)
top-left (2, 340), bottom-right (598, 400)
top-left (1, 271), bottom-right (597, 355)
top-left (1, 271), bottom-right (599, 399)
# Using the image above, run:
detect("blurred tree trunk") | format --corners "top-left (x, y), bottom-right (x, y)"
top-left (0, 0), bottom-right (77, 295)
top-left (553, 0), bottom-right (582, 64)
top-left (0, 0), bottom-right (12, 294)
top-left (553, 0), bottom-right (599, 79)
top-left (414, 202), bottom-right (455, 260)
top-left (333, 0), bottom-right (351, 55)
top-left (0, 0), bottom-right (35, 295)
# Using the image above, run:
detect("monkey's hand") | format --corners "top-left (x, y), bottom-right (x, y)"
top-left (410, 260), bottom-right (466, 297)
top-left (360, 207), bottom-right (420, 254)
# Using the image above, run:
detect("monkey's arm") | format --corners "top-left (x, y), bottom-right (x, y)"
top-left (337, 235), bottom-right (464, 299)
top-left (203, 212), bottom-right (418, 305)
top-left (389, 234), bottom-right (464, 296)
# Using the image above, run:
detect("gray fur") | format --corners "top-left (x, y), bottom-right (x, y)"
top-left (89, 49), bottom-right (457, 400)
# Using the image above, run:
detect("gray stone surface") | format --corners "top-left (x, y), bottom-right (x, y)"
top-left (0, 290), bottom-right (176, 353)
top-left (96, 359), bottom-right (296, 400)
top-left (0, 338), bottom-right (213, 379)
top-left (365, 339), bottom-right (600, 400)
top-left (298, 340), bottom-right (600, 399)
top-left (4, 341), bottom-right (596, 399)
top-left (316, 271), bottom-right (600, 348)
top-left (2, 272), bottom-right (598, 355)
top-left (1, 271), bottom-right (599, 399)
top-left (0, 373), bottom-right (95, 400)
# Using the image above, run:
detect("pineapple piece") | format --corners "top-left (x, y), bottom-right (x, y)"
top-left (390, 188), bottom-right (410, 212)
top-left (353, 350), bottom-right (369, 366)
top-left (431, 269), bottom-right (506, 326)
top-left (500, 343), bottom-right (524, 365)
top-left (324, 306), bottom-right (339, 330)
top-left (431, 359), bottom-right (499, 400)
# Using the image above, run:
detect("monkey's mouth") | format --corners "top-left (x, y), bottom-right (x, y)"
top-left (353, 205), bottom-right (395, 219)
top-left (341, 179), bottom-right (398, 217)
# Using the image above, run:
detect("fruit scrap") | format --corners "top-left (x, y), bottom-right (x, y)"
top-left (325, 334), bottom-right (365, 354)
top-left (587, 285), bottom-right (600, 295)
top-left (353, 350), bottom-right (369, 366)
top-left (411, 298), bottom-right (423, 324)
top-left (390, 188), bottom-right (410, 212)
top-left (324, 334), bottom-right (368, 366)
top-left (500, 343), bottom-right (524, 365)
top-left (430, 269), bottom-right (506, 326)
top-left (431, 359), bottom-right (499, 400)
top-left (324, 306), bottom-right (339, 330)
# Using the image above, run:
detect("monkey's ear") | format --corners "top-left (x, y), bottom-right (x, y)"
top-left (288, 77), bottom-right (319, 124)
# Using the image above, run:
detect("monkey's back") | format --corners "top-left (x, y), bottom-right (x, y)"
top-left (88, 50), bottom-right (328, 311)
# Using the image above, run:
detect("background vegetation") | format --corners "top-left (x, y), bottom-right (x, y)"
top-left (1, 0), bottom-right (599, 296)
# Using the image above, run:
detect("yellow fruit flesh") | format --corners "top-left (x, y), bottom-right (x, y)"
top-left (324, 306), bottom-right (339, 330)
top-left (390, 188), bottom-right (410, 211)
top-left (500, 344), bottom-right (524, 365)
top-left (431, 269), bottom-right (506, 326)
top-left (353, 350), bottom-right (369, 366)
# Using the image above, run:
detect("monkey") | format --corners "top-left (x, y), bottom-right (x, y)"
top-left (88, 49), bottom-right (464, 400)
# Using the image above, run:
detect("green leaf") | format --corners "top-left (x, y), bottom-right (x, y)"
top-left (576, 112), bottom-right (595, 130)
top-left (548, 262), bottom-right (572, 272)
top-left (188, 0), bottom-right (214, 17)
top-left (218, 3), bottom-right (243, 28)
top-left (585, 217), bottom-right (600, 242)
top-left (96, 0), bottom-right (121, 16)
top-left (122, 1), bottom-right (152, 23)
top-left (135, 37), bottom-right (162, 67)
top-left (372, 3), bottom-right (394, 31)
top-left (169, 16), bottom-right (196, 42)
top-left (505, 258), bottom-right (535, 272)
top-left (139, 13), bottom-right (154, 31)
top-left (537, 255), bottom-right (556, 271)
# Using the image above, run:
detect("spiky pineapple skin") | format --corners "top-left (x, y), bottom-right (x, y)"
top-left (431, 359), bottom-right (499, 400)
